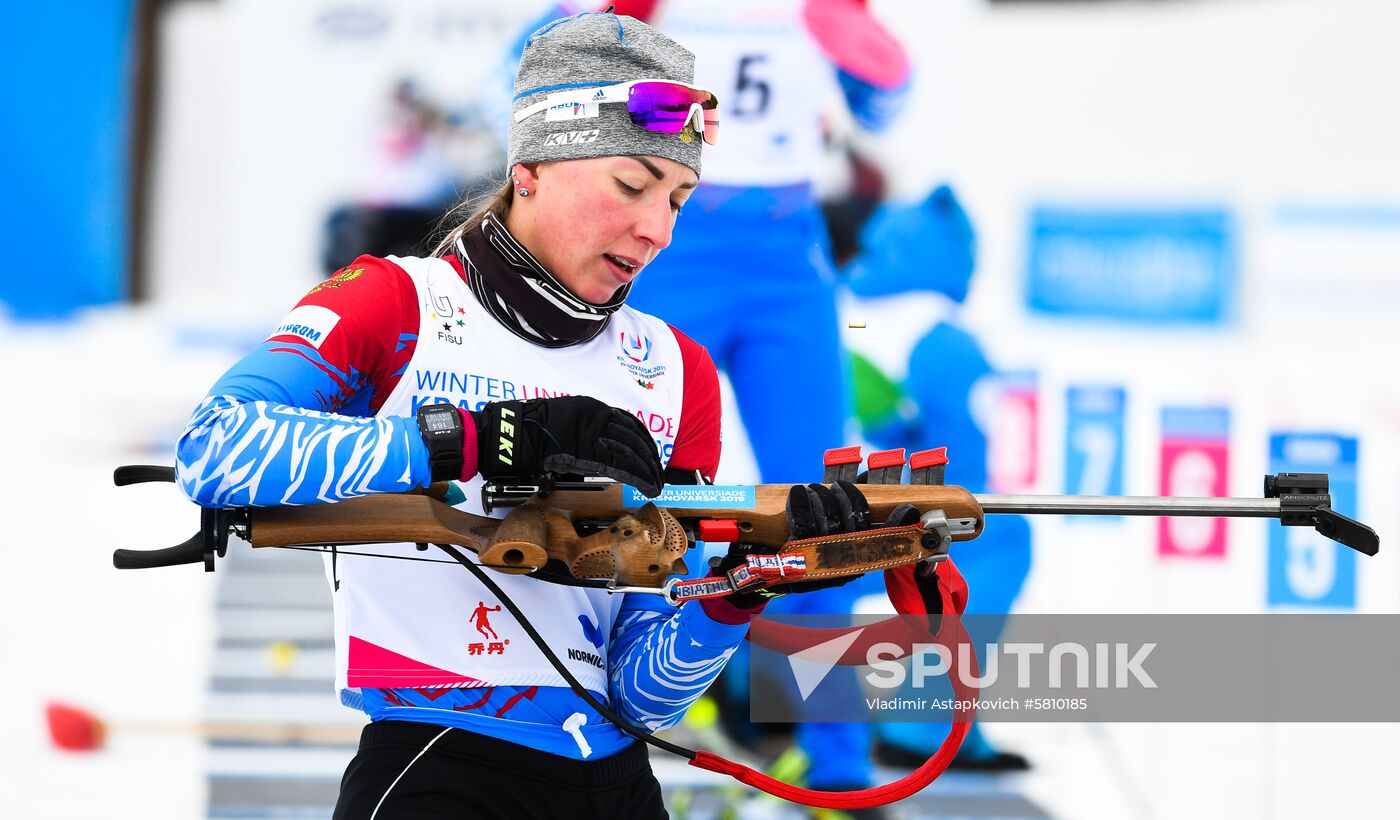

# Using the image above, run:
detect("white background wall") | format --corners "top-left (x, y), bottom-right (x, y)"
top-left (4, 0), bottom-right (1398, 816)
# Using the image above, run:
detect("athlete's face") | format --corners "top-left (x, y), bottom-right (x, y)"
top-left (506, 156), bottom-right (698, 304)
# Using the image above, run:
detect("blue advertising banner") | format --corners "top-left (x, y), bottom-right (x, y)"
top-left (1267, 433), bottom-right (1358, 609)
top-left (1064, 386), bottom-right (1126, 500)
top-left (1025, 207), bottom-right (1235, 324)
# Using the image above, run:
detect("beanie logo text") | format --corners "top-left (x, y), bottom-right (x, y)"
top-left (543, 129), bottom-right (600, 147)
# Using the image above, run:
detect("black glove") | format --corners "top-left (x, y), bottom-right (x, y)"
top-left (786, 480), bottom-right (872, 537)
top-left (473, 397), bottom-right (664, 497)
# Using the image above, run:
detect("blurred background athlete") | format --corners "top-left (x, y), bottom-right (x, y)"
top-left (615, 0), bottom-right (911, 800)
top-left (845, 186), bottom-right (1035, 772)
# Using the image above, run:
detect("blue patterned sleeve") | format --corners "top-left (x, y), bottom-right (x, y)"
top-left (605, 594), bottom-right (749, 732)
top-left (176, 394), bottom-right (430, 508)
top-left (175, 259), bottom-right (432, 508)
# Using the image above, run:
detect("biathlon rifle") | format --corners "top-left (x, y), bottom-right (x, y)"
top-left (113, 445), bottom-right (1378, 601)
top-left (110, 445), bottom-right (1379, 811)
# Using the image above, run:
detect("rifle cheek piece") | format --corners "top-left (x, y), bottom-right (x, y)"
top-left (481, 502), bottom-right (690, 585)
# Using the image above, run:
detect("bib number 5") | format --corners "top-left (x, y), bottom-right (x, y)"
top-left (733, 53), bottom-right (771, 119)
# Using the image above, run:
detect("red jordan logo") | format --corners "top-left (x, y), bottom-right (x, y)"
top-left (470, 601), bottom-right (502, 640)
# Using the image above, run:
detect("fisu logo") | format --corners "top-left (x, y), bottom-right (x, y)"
top-left (543, 129), bottom-right (600, 146)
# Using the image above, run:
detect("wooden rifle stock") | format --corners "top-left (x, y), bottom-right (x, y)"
top-left (249, 493), bottom-right (694, 587)
top-left (243, 483), bottom-right (983, 588)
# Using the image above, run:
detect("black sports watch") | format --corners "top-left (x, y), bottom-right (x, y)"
top-left (416, 403), bottom-right (466, 483)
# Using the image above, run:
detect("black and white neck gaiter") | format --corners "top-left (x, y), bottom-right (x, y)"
top-left (455, 212), bottom-right (630, 348)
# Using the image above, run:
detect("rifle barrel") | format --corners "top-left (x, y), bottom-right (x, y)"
top-left (974, 494), bottom-right (1281, 518)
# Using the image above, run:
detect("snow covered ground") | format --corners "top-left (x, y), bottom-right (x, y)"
top-left (1, 309), bottom-right (240, 818)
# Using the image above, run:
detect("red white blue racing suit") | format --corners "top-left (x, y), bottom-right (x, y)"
top-left (175, 251), bottom-right (748, 761)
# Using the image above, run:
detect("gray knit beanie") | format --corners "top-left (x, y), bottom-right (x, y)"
top-left (508, 11), bottom-right (704, 177)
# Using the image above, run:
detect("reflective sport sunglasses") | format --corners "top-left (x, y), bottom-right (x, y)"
top-left (514, 79), bottom-right (720, 145)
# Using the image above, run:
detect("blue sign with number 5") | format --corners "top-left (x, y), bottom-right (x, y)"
top-left (1267, 433), bottom-right (1358, 609)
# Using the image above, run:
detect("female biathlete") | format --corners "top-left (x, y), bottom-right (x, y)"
top-left (175, 11), bottom-right (754, 818)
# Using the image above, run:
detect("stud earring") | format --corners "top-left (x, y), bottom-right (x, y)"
top-left (517, 187), bottom-right (530, 197)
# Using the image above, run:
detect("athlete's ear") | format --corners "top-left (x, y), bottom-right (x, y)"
top-left (513, 162), bottom-right (542, 188)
